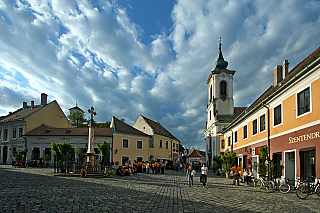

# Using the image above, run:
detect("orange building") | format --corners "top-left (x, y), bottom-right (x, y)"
top-left (220, 46), bottom-right (320, 181)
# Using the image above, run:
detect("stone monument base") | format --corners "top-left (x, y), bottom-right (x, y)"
top-left (83, 152), bottom-right (100, 174)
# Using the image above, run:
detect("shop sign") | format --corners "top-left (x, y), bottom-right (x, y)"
top-left (289, 131), bottom-right (320, 144)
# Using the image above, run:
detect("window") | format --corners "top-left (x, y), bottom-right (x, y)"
top-left (228, 136), bottom-right (231, 147)
top-left (260, 114), bottom-right (266, 132)
top-left (243, 125), bottom-right (248, 139)
top-left (298, 87), bottom-right (310, 116)
top-left (209, 110), bottom-right (211, 120)
top-left (19, 127), bottom-right (23, 137)
top-left (173, 143), bottom-right (175, 152)
top-left (149, 139), bottom-right (154, 148)
top-left (220, 81), bottom-right (227, 96)
top-left (12, 128), bottom-right (17, 139)
top-left (274, 104), bottom-right (282, 126)
top-left (137, 140), bottom-right (143, 150)
top-left (0, 129), bottom-right (1, 140)
top-left (4, 128), bottom-right (8, 140)
top-left (252, 119), bottom-right (257, 135)
top-left (221, 139), bottom-right (225, 149)
top-left (159, 139), bottom-right (163, 148)
top-left (234, 131), bottom-right (238, 143)
top-left (122, 139), bottom-right (129, 149)
top-left (165, 141), bottom-right (169, 149)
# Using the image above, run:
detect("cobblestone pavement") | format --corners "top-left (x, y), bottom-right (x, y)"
top-left (0, 165), bottom-right (319, 213)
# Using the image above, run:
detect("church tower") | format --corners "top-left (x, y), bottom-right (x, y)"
top-left (205, 38), bottom-right (236, 167)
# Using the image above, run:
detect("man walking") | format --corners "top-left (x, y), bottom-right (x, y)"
top-left (230, 163), bottom-right (241, 185)
top-left (201, 163), bottom-right (208, 187)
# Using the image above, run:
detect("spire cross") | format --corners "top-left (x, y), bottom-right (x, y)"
top-left (219, 37), bottom-right (221, 49)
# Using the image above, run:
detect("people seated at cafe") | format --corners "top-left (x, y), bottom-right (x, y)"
top-left (117, 166), bottom-right (125, 176)
top-left (244, 169), bottom-right (254, 184)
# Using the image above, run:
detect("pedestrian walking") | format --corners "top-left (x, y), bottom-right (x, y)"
top-left (201, 163), bottom-right (208, 187)
top-left (12, 156), bottom-right (16, 167)
top-left (230, 163), bottom-right (242, 185)
top-left (186, 165), bottom-right (195, 187)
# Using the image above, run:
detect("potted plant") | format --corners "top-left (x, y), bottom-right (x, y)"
top-left (44, 155), bottom-right (51, 167)
top-left (221, 151), bottom-right (237, 178)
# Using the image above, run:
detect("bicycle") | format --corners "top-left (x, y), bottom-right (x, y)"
top-left (255, 176), bottom-right (275, 191)
top-left (279, 178), bottom-right (301, 193)
top-left (296, 176), bottom-right (320, 199)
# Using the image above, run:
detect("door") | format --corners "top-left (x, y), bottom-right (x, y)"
top-left (300, 148), bottom-right (315, 180)
top-left (3, 146), bottom-right (8, 164)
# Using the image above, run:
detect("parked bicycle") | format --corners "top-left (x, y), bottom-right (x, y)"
top-left (279, 178), bottom-right (301, 194)
top-left (255, 176), bottom-right (275, 191)
top-left (296, 176), bottom-right (320, 199)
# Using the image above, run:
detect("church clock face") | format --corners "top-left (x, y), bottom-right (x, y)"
top-left (221, 73), bottom-right (226, 78)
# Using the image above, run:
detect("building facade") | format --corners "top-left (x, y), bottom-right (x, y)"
top-left (219, 46), bottom-right (320, 181)
top-left (133, 115), bottom-right (180, 163)
top-left (0, 93), bottom-right (71, 164)
top-left (24, 124), bottom-right (113, 163)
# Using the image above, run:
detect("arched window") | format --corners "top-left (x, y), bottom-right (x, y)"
top-left (220, 81), bottom-right (227, 96)
top-left (210, 85), bottom-right (213, 102)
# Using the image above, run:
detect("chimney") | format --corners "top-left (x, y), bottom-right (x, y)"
top-left (23, 102), bottom-right (27, 108)
top-left (282, 60), bottom-right (289, 79)
top-left (274, 65), bottom-right (283, 86)
top-left (31, 101), bottom-right (34, 108)
top-left (41, 93), bottom-right (47, 106)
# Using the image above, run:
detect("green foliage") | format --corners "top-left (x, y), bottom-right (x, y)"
top-left (179, 144), bottom-right (185, 155)
top-left (68, 111), bottom-right (88, 127)
top-left (44, 154), bottom-right (51, 162)
top-left (221, 152), bottom-right (237, 172)
top-left (258, 163), bottom-right (267, 177)
top-left (96, 121), bottom-right (111, 128)
top-left (13, 153), bottom-right (23, 162)
top-left (258, 146), bottom-right (269, 160)
top-left (212, 155), bottom-right (222, 164)
top-left (97, 141), bottom-right (109, 165)
top-left (75, 146), bottom-right (85, 158)
top-left (50, 143), bottom-right (60, 157)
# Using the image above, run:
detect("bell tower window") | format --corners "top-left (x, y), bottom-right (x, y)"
top-left (220, 81), bottom-right (227, 100)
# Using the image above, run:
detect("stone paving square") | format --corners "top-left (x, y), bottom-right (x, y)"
top-left (0, 165), bottom-right (319, 213)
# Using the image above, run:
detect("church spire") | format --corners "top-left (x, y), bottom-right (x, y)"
top-left (212, 37), bottom-right (228, 71)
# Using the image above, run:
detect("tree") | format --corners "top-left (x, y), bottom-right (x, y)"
top-left (96, 121), bottom-right (111, 128)
top-left (75, 146), bottom-right (85, 166)
top-left (68, 111), bottom-right (88, 127)
top-left (221, 151), bottom-right (237, 177)
top-left (58, 143), bottom-right (73, 174)
top-left (97, 141), bottom-right (110, 166)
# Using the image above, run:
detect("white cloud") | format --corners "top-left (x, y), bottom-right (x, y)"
top-left (1, 0), bottom-right (320, 151)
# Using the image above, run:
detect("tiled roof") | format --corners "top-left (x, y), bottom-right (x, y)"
top-left (141, 115), bottom-right (179, 141)
top-left (0, 103), bottom-right (48, 122)
top-left (25, 124), bottom-right (112, 136)
top-left (112, 116), bottom-right (150, 137)
top-left (188, 149), bottom-right (202, 157)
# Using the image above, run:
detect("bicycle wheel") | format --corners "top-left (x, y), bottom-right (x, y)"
top-left (296, 183), bottom-right (309, 199)
top-left (279, 183), bottom-right (290, 193)
top-left (266, 180), bottom-right (275, 191)
top-left (316, 185), bottom-right (320, 196)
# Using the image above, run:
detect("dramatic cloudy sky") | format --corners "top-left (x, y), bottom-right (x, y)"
top-left (1, 0), bottom-right (320, 150)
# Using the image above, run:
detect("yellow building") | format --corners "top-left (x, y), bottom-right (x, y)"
top-left (133, 115), bottom-right (180, 163)
top-left (111, 116), bottom-right (151, 166)
top-left (219, 46), bottom-right (320, 180)
top-left (0, 93), bottom-right (71, 164)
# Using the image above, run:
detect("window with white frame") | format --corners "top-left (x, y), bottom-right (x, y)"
top-left (221, 139), bottom-right (225, 149)
top-left (137, 140), bottom-right (143, 150)
top-left (297, 87), bottom-right (310, 116)
top-left (122, 139), bottom-right (129, 149)
top-left (4, 128), bottom-right (8, 140)
top-left (234, 131), bottom-right (238, 143)
top-left (243, 125), bottom-right (248, 139)
top-left (12, 128), bottom-right (17, 139)
top-left (228, 136), bottom-right (231, 147)
top-left (165, 140), bottom-right (169, 149)
top-left (252, 119), bottom-right (258, 135)
top-left (274, 104), bottom-right (282, 126)
top-left (159, 139), bottom-right (163, 148)
top-left (260, 114), bottom-right (266, 132)
top-left (19, 127), bottom-right (23, 138)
